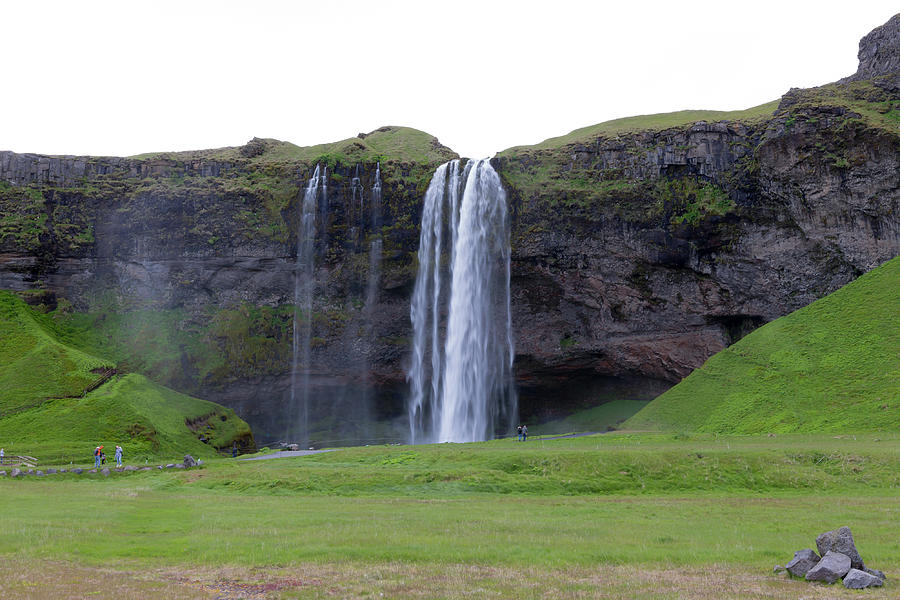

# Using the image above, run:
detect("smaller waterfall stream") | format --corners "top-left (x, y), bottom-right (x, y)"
top-left (288, 164), bottom-right (327, 447)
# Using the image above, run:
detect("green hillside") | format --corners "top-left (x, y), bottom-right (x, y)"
top-left (626, 256), bottom-right (900, 433)
top-left (500, 100), bottom-right (780, 155)
top-left (0, 291), bottom-right (253, 463)
top-left (131, 125), bottom-right (458, 167)
top-left (0, 291), bottom-right (113, 415)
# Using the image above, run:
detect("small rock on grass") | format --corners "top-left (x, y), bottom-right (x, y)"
top-left (10, 468), bottom-right (21, 477)
top-left (100, 467), bottom-right (110, 476)
top-left (71, 468), bottom-right (83, 474)
top-left (786, 549), bottom-right (820, 578)
top-left (806, 551), bottom-right (851, 584)
top-left (844, 568), bottom-right (884, 589)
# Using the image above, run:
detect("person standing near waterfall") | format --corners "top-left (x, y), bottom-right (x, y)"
top-left (516, 425), bottom-right (522, 441)
top-left (115, 445), bottom-right (123, 467)
top-left (521, 424), bottom-right (528, 441)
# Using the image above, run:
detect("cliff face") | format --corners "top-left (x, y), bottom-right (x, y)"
top-left (0, 129), bottom-right (458, 442)
top-left (496, 91), bottom-right (899, 416)
top-left (1, 17), bottom-right (899, 441)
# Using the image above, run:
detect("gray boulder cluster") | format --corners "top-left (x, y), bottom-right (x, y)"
top-left (777, 527), bottom-right (886, 589)
top-left (0, 455), bottom-right (202, 478)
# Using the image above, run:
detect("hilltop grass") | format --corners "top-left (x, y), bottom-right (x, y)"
top-left (0, 291), bottom-right (252, 464)
top-left (0, 434), bottom-right (899, 598)
top-left (501, 78), bottom-right (898, 156)
top-left (499, 100), bottom-right (780, 155)
top-left (626, 256), bottom-right (900, 433)
top-left (130, 126), bottom-right (458, 168)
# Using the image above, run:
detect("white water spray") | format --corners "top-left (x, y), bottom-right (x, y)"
top-left (408, 159), bottom-right (516, 443)
top-left (288, 164), bottom-right (327, 446)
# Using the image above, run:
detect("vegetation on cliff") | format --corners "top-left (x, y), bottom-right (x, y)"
top-left (0, 291), bottom-right (253, 462)
top-left (625, 256), bottom-right (900, 433)
top-left (495, 78), bottom-right (898, 235)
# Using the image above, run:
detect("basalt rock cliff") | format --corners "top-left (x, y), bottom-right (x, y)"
top-left (1, 16), bottom-right (898, 441)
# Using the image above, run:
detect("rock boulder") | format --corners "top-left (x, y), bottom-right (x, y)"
top-left (843, 568), bottom-right (884, 589)
top-left (806, 551), bottom-right (851, 584)
top-left (816, 526), bottom-right (864, 570)
top-left (785, 548), bottom-right (820, 578)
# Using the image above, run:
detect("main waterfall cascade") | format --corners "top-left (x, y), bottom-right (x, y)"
top-left (408, 159), bottom-right (517, 444)
top-left (288, 164), bottom-right (327, 447)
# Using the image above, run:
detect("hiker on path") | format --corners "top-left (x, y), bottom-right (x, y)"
top-left (232, 443), bottom-right (238, 458)
top-left (94, 445), bottom-right (103, 468)
top-left (516, 425), bottom-right (523, 441)
top-left (0, 448), bottom-right (4, 465)
top-left (522, 425), bottom-right (528, 442)
top-left (115, 445), bottom-right (123, 467)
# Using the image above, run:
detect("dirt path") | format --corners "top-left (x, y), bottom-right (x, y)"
top-left (239, 449), bottom-right (336, 461)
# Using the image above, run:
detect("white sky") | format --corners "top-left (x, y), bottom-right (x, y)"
top-left (2, 1), bottom-right (897, 158)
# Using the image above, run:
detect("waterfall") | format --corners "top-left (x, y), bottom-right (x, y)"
top-left (288, 164), bottom-right (326, 447)
top-left (365, 162), bottom-right (383, 312)
top-left (355, 162), bottom-right (382, 442)
top-left (407, 159), bottom-right (516, 443)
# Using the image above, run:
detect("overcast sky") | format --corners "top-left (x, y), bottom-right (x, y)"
top-left (3, 1), bottom-right (896, 158)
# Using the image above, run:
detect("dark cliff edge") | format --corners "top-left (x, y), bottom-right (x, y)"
top-left (1, 16), bottom-right (898, 440)
top-left (493, 13), bottom-right (900, 420)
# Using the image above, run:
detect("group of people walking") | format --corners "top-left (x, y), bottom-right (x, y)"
top-left (93, 445), bottom-right (123, 467)
top-left (516, 425), bottom-right (528, 441)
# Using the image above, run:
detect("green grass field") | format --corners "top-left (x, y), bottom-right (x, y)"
top-left (0, 433), bottom-right (897, 598)
top-left (627, 256), bottom-right (900, 433)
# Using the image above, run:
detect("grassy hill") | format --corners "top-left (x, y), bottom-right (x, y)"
top-left (499, 100), bottom-right (780, 155)
top-left (499, 79), bottom-right (899, 156)
top-left (131, 125), bottom-right (458, 167)
top-left (0, 291), bottom-right (252, 463)
top-left (626, 256), bottom-right (900, 433)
